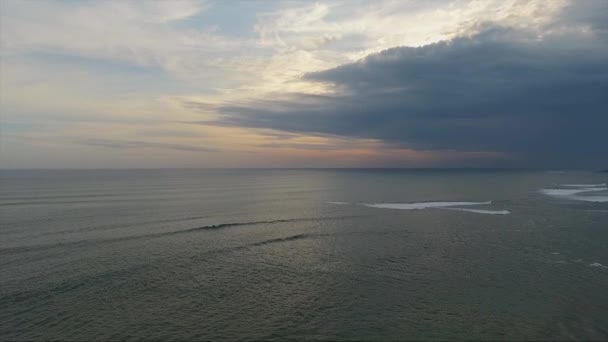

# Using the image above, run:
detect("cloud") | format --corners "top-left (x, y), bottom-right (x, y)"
top-left (189, 10), bottom-right (608, 167)
top-left (0, 0), bottom-right (247, 79)
top-left (252, 0), bottom-right (566, 56)
top-left (1, 0), bottom-right (605, 168)
top-left (70, 138), bottom-right (218, 153)
top-left (553, 0), bottom-right (608, 38)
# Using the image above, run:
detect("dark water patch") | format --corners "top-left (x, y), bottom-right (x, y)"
top-left (0, 232), bottom-right (335, 336)
top-left (248, 233), bottom-right (318, 247)
top-left (0, 262), bottom-right (150, 315)
top-left (211, 233), bottom-right (330, 256)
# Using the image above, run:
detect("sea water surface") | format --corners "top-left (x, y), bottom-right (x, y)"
top-left (1, 169), bottom-right (607, 340)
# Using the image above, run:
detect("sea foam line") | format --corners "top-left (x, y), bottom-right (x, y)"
top-left (442, 208), bottom-right (511, 215)
top-left (360, 201), bottom-right (491, 210)
top-left (540, 187), bottom-right (607, 196)
top-left (540, 186), bottom-right (608, 202)
top-left (561, 183), bottom-right (606, 187)
top-left (328, 200), bottom-right (511, 215)
top-left (570, 196), bottom-right (608, 203)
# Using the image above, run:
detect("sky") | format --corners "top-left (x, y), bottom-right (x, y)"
top-left (1, 0), bottom-right (606, 169)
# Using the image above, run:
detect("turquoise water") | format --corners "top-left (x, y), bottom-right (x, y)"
top-left (1, 169), bottom-right (607, 340)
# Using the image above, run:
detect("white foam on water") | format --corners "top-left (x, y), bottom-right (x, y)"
top-left (540, 186), bottom-right (608, 202)
top-left (360, 201), bottom-right (491, 210)
top-left (326, 201), bottom-right (350, 205)
top-left (589, 262), bottom-right (607, 268)
top-left (442, 208), bottom-right (511, 215)
top-left (540, 187), bottom-right (607, 196)
top-left (561, 183), bottom-right (606, 187)
top-left (570, 195), bottom-right (608, 203)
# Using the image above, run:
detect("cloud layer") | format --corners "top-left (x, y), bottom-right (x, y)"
top-left (1, 0), bottom-right (606, 168)
top-left (191, 6), bottom-right (608, 167)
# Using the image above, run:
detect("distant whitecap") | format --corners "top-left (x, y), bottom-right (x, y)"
top-left (540, 187), bottom-right (607, 196)
top-left (561, 183), bottom-right (606, 187)
top-left (540, 186), bottom-right (608, 202)
top-left (442, 208), bottom-right (510, 215)
top-left (571, 196), bottom-right (608, 203)
top-left (360, 201), bottom-right (491, 210)
top-left (326, 201), bottom-right (350, 205)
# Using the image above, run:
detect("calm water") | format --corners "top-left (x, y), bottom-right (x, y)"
top-left (1, 169), bottom-right (607, 340)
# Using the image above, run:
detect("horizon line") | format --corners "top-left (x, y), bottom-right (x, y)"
top-left (0, 167), bottom-right (601, 171)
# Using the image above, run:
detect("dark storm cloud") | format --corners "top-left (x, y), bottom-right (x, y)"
top-left (188, 6), bottom-right (608, 167)
top-left (554, 0), bottom-right (608, 39)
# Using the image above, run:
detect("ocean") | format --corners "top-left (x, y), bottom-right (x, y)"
top-left (1, 169), bottom-right (607, 340)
